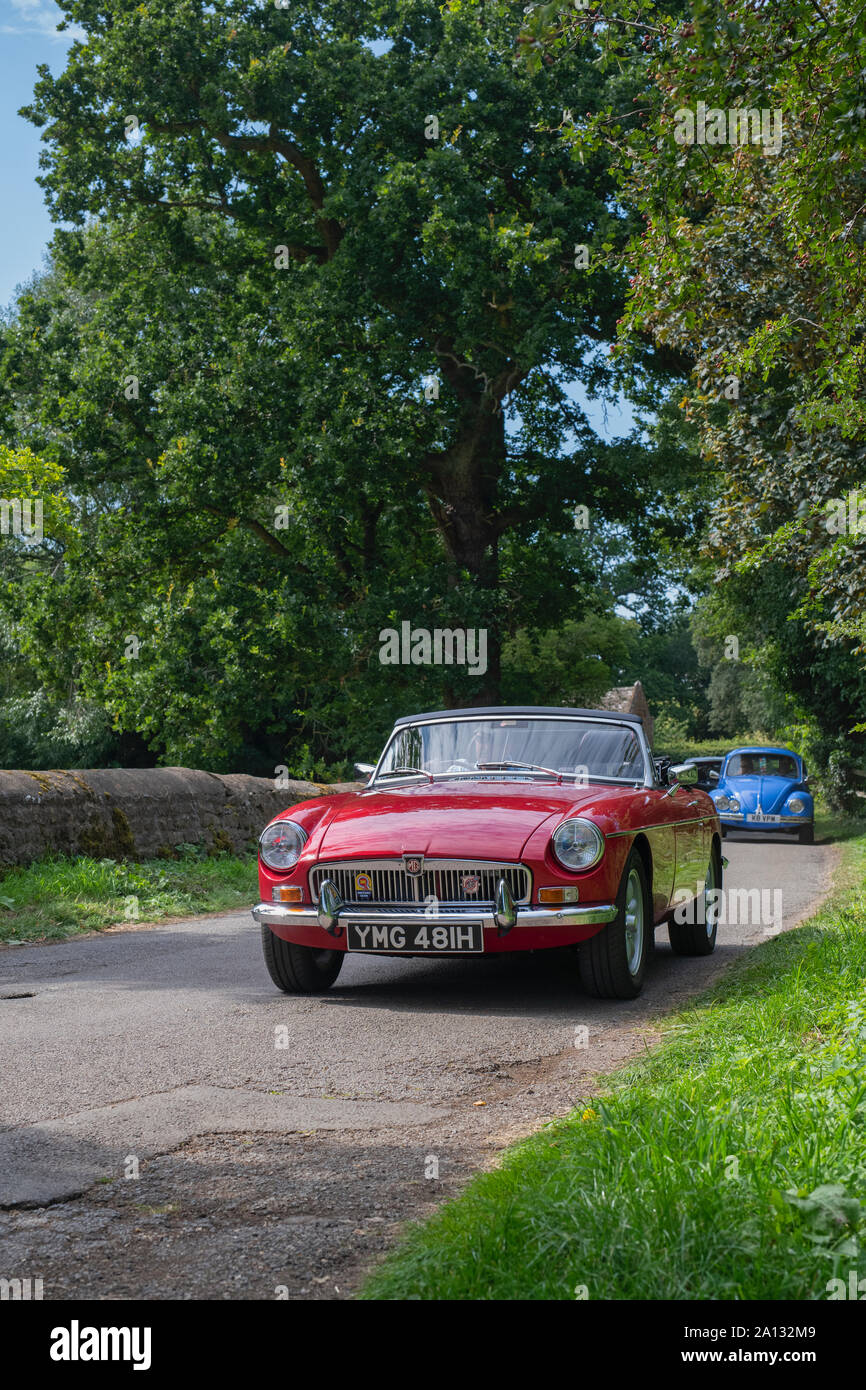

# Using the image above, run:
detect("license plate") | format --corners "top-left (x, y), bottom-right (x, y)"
top-left (345, 920), bottom-right (484, 953)
top-left (747, 813), bottom-right (781, 823)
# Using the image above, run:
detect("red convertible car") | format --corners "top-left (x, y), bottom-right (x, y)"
top-left (252, 706), bottom-right (723, 999)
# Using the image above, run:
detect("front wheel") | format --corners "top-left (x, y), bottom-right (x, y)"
top-left (578, 848), bottom-right (651, 999)
top-left (798, 824), bottom-right (814, 845)
top-left (668, 842), bottom-right (722, 957)
top-left (261, 927), bottom-right (344, 994)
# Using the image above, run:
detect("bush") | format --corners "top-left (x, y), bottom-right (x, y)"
top-left (0, 692), bottom-right (117, 770)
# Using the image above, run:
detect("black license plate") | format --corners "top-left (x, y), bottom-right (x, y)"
top-left (345, 920), bottom-right (484, 953)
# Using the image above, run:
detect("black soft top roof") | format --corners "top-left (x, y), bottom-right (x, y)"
top-left (392, 705), bottom-right (644, 728)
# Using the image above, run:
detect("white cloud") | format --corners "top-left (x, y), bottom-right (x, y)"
top-left (1, 0), bottom-right (85, 42)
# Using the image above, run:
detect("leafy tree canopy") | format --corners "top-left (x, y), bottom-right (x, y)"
top-left (0, 0), bottom-right (696, 770)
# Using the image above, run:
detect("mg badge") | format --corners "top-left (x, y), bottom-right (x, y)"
top-left (461, 874), bottom-right (481, 896)
top-left (403, 855), bottom-right (424, 877)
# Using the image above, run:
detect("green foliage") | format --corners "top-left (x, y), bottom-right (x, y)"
top-left (690, 572), bottom-right (866, 806)
top-left (525, 0), bottom-right (866, 432)
top-left (524, 0), bottom-right (866, 794)
top-left (0, 692), bottom-right (116, 771)
top-left (501, 613), bottom-right (633, 706)
top-left (0, 445), bottom-right (73, 545)
top-left (818, 744), bottom-right (863, 819)
top-left (0, 0), bottom-right (696, 770)
top-left (284, 743), bottom-right (352, 785)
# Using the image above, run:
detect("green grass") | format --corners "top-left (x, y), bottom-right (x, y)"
top-left (0, 847), bottom-right (257, 943)
top-left (360, 827), bottom-right (866, 1301)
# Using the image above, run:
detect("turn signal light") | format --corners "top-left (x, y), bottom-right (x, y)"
top-left (538, 886), bottom-right (579, 904)
top-left (272, 885), bottom-right (303, 903)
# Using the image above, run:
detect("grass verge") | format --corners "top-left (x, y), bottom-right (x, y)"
top-left (360, 823), bottom-right (866, 1300)
top-left (0, 847), bottom-right (256, 943)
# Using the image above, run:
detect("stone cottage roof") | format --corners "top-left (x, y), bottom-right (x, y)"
top-left (600, 681), bottom-right (654, 743)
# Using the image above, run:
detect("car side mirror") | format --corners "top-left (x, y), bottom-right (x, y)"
top-left (354, 762), bottom-right (376, 783)
top-left (668, 763), bottom-right (699, 790)
top-left (708, 770), bottom-right (719, 783)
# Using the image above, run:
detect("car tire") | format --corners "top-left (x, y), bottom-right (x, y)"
top-left (668, 841), bottom-right (722, 957)
top-left (578, 848), bottom-right (651, 999)
top-left (798, 824), bottom-right (814, 845)
top-left (261, 926), bottom-right (344, 993)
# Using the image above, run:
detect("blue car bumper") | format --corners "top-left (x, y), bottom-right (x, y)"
top-left (718, 814), bottom-right (812, 831)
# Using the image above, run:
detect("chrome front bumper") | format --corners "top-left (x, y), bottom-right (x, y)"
top-left (252, 901), bottom-right (617, 932)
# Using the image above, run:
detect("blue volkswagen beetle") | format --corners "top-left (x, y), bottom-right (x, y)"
top-left (710, 746), bottom-right (814, 843)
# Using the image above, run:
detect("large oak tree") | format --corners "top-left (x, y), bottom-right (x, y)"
top-left (2, 0), bottom-right (687, 767)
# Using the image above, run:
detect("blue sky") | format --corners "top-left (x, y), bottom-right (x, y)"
top-left (0, 0), bottom-right (634, 436)
top-left (0, 0), bottom-right (82, 309)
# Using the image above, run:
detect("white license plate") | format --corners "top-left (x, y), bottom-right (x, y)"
top-left (747, 813), bottom-right (781, 824)
top-left (345, 921), bottom-right (484, 953)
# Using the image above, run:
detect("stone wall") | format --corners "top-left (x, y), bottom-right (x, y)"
top-left (0, 767), bottom-right (359, 869)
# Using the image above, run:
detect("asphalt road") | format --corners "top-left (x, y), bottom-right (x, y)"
top-left (0, 832), bottom-right (837, 1299)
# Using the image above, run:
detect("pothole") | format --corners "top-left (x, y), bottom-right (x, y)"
top-left (0, 992), bottom-right (35, 999)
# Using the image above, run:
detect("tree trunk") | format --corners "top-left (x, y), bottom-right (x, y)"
top-left (423, 393), bottom-right (506, 706)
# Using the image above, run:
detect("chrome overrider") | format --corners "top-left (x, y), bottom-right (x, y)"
top-left (252, 876), bottom-right (617, 940)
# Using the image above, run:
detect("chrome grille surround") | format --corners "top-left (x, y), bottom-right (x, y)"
top-left (309, 859), bottom-right (531, 907)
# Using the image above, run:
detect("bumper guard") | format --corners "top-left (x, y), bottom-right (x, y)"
top-left (253, 896), bottom-right (617, 936)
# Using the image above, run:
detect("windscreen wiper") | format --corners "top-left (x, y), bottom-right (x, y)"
top-left (377, 766), bottom-right (435, 782)
top-left (475, 761), bottom-right (561, 779)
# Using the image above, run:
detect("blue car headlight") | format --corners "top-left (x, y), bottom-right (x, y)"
top-left (787, 796), bottom-right (806, 814)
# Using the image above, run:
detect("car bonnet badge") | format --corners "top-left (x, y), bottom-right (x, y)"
top-left (403, 854), bottom-right (424, 877)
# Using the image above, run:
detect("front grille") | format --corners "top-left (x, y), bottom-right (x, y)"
top-left (309, 860), bottom-right (531, 907)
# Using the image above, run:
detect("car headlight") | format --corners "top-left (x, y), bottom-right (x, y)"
top-left (551, 818), bottom-right (604, 871)
top-left (787, 796), bottom-right (806, 814)
top-left (716, 795), bottom-right (740, 813)
top-left (259, 820), bottom-right (307, 871)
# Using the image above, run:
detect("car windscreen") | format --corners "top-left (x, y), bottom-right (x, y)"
top-left (377, 718), bottom-right (646, 782)
top-left (726, 752), bottom-right (799, 779)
